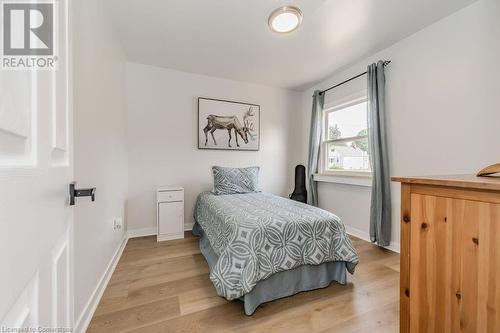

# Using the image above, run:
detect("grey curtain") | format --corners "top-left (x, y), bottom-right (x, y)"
top-left (367, 61), bottom-right (392, 246)
top-left (307, 90), bottom-right (324, 207)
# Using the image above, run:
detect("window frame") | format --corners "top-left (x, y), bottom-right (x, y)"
top-left (319, 94), bottom-right (372, 177)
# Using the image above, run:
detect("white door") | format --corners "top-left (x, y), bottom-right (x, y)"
top-left (0, 0), bottom-right (74, 331)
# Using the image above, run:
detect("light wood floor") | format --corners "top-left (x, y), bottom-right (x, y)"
top-left (87, 232), bottom-right (400, 333)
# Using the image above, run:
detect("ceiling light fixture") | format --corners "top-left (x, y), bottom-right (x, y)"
top-left (268, 6), bottom-right (303, 34)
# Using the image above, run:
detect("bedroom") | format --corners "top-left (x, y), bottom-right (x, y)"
top-left (0, 0), bottom-right (499, 332)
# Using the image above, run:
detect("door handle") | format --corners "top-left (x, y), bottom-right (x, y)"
top-left (69, 182), bottom-right (96, 206)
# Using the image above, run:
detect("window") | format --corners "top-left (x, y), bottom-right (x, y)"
top-left (320, 96), bottom-right (371, 175)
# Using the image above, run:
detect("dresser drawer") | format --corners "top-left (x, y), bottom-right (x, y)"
top-left (157, 190), bottom-right (183, 203)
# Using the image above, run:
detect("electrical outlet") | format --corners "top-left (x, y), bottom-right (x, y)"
top-left (113, 217), bottom-right (123, 231)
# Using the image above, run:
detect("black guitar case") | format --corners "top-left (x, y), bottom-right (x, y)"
top-left (289, 165), bottom-right (307, 203)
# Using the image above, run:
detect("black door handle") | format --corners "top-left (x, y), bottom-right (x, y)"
top-left (69, 182), bottom-right (96, 206)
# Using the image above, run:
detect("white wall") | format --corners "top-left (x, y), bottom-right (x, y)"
top-left (125, 63), bottom-right (302, 232)
top-left (72, 0), bottom-right (129, 325)
top-left (300, 0), bottom-right (500, 249)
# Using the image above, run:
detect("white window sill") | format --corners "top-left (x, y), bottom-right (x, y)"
top-left (313, 173), bottom-right (372, 187)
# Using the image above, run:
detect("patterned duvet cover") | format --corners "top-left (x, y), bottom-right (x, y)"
top-left (194, 191), bottom-right (359, 300)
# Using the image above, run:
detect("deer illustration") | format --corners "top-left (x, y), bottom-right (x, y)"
top-left (203, 108), bottom-right (256, 148)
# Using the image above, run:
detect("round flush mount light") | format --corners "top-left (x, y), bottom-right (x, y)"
top-left (268, 6), bottom-right (303, 33)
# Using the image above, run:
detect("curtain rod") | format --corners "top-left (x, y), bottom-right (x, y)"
top-left (318, 60), bottom-right (391, 96)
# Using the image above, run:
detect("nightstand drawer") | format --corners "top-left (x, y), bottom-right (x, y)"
top-left (157, 190), bottom-right (183, 203)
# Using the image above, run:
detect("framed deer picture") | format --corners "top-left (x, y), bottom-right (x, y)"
top-left (198, 97), bottom-right (260, 151)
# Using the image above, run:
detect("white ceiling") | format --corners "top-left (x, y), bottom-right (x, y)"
top-left (107, 0), bottom-right (477, 90)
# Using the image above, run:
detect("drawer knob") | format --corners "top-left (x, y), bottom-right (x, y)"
top-left (472, 237), bottom-right (479, 245)
top-left (405, 288), bottom-right (410, 297)
top-left (421, 223), bottom-right (428, 229)
top-left (455, 292), bottom-right (462, 300)
top-left (403, 215), bottom-right (410, 223)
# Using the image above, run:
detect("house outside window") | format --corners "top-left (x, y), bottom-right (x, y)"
top-left (320, 90), bottom-right (371, 176)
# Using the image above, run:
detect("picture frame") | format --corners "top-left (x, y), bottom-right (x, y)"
top-left (198, 97), bottom-right (260, 151)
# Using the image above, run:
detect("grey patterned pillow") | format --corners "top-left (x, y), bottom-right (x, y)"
top-left (212, 166), bottom-right (260, 195)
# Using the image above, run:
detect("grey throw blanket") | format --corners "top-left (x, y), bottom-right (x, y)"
top-left (194, 191), bottom-right (359, 300)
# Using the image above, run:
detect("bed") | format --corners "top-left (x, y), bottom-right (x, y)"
top-left (193, 190), bottom-right (359, 315)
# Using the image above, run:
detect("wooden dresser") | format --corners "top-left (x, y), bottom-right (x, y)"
top-left (392, 175), bottom-right (500, 333)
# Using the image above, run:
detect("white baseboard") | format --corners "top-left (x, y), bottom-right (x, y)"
top-left (127, 223), bottom-right (399, 252)
top-left (345, 225), bottom-right (400, 253)
top-left (127, 227), bottom-right (156, 238)
top-left (128, 223), bottom-right (194, 237)
top-left (73, 235), bottom-right (128, 333)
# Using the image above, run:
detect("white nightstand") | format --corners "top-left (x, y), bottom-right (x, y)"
top-left (157, 186), bottom-right (184, 242)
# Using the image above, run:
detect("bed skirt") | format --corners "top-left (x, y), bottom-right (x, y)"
top-left (192, 222), bottom-right (348, 315)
